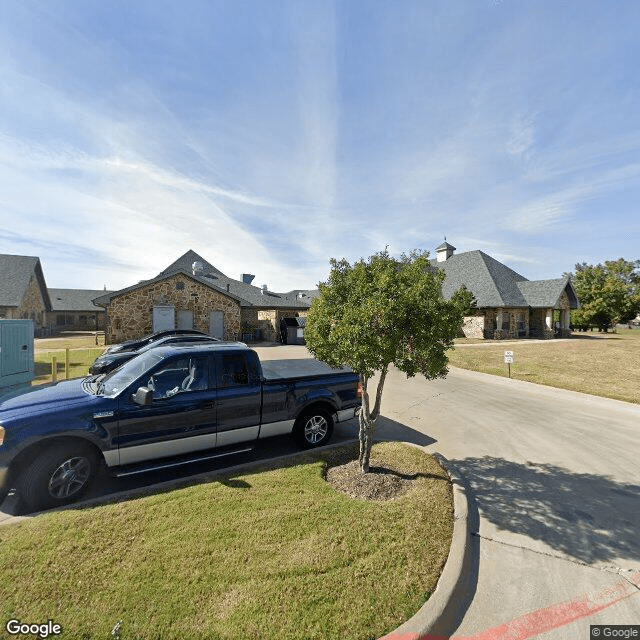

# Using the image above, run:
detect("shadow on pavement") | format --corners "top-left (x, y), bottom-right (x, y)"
top-left (375, 415), bottom-right (437, 447)
top-left (452, 456), bottom-right (640, 564)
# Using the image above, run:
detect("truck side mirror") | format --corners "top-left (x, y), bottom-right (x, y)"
top-left (133, 386), bottom-right (153, 406)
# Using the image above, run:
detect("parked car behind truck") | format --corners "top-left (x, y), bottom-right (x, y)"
top-left (89, 333), bottom-right (221, 374)
top-left (0, 343), bottom-right (359, 512)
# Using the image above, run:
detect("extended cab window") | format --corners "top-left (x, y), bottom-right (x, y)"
top-left (148, 357), bottom-right (209, 399)
top-left (219, 354), bottom-right (252, 387)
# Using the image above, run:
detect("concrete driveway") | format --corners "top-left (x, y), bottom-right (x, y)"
top-left (377, 366), bottom-right (640, 638)
top-left (259, 345), bottom-right (640, 638)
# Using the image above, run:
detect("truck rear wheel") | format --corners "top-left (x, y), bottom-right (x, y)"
top-left (18, 442), bottom-right (98, 512)
top-left (293, 409), bottom-right (334, 449)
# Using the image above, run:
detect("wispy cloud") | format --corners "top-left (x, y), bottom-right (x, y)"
top-left (1, 1), bottom-right (640, 291)
top-left (500, 163), bottom-right (640, 234)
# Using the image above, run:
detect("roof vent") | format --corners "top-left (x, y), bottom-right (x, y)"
top-left (261, 285), bottom-right (268, 295)
top-left (242, 273), bottom-right (255, 285)
top-left (192, 261), bottom-right (204, 276)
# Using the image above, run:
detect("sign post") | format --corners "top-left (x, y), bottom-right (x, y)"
top-left (504, 351), bottom-right (514, 378)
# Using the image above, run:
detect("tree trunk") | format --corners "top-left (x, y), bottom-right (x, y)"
top-left (358, 366), bottom-right (388, 473)
top-left (358, 409), bottom-right (377, 473)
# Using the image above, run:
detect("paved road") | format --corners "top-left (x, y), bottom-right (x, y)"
top-left (375, 363), bottom-right (640, 639)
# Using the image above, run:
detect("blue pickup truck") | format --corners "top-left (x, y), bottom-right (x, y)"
top-left (0, 343), bottom-right (359, 512)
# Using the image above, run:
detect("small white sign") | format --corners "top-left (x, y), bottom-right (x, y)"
top-left (504, 351), bottom-right (514, 364)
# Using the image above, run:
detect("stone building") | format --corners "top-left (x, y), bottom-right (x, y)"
top-left (0, 254), bottom-right (112, 335)
top-left (0, 254), bottom-right (51, 334)
top-left (433, 242), bottom-right (579, 339)
top-left (94, 250), bottom-right (317, 344)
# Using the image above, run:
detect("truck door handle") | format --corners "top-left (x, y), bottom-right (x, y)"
top-left (199, 401), bottom-right (216, 410)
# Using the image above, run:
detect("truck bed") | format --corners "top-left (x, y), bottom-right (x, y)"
top-left (260, 358), bottom-right (353, 381)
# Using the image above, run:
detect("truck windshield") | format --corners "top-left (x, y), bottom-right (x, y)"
top-left (98, 351), bottom-right (165, 398)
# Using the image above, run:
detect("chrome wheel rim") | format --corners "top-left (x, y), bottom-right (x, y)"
top-left (304, 415), bottom-right (328, 444)
top-left (48, 457), bottom-right (91, 499)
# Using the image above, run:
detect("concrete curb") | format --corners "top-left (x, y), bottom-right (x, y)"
top-left (380, 449), bottom-right (473, 640)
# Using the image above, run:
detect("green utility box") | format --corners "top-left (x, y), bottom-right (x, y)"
top-left (0, 319), bottom-right (34, 397)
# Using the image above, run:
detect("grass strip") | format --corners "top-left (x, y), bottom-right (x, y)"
top-left (0, 442), bottom-right (453, 640)
top-left (449, 331), bottom-right (640, 403)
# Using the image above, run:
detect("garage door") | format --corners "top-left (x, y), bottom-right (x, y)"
top-left (209, 311), bottom-right (224, 339)
top-left (153, 306), bottom-right (175, 332)
top-left (177, 310), bottom-right (194, 330)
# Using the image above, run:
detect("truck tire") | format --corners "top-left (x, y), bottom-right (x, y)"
top-left (18, 442), bottom-right (98, 512)
top-left (293, 408), bottom-right (334, 449)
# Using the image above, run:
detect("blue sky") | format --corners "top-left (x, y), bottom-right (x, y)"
top-left (1, 1), bottom-right (639, 292)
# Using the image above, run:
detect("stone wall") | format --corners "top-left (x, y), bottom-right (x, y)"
top-left (247, 309), bottom-right (308, 342)
top-left (105, 274), bottom-right (241, 343)
top-left (467, 302), bottom-right (574, 341)
top-left (9, 276), bottom-right (47, 332)
top-left (460, 315), bottom-right (484, 338)
top-left (240, 308), bottom-right (277, 342)
top-left (0, 306), bottom-right (19, 320)
top-left (483, 308), bottom-right (530, 340)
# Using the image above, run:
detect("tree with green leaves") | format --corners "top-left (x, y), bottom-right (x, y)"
top-left (570, 259), bottom-right (640, 331)
top-left (450, 284), bottom-right (477, 317)
top-left (304, 249), bottom-right (464, 473)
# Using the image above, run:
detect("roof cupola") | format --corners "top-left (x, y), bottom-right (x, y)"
top-left (436, 241), bottom-right (456, 262)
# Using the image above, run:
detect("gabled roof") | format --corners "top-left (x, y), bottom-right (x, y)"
top-left (433, 250), bottom-right (579, 309)
top-left (0, 254), bottom-right (51, 310)
top-left (157, 249), bottom-right (227, 280)
top-left (94, 250), bottom-right (318, 310)
top-left (517, 277), bottom-right (579, 308)
top-left (48, 288), bottom-right (111, 312)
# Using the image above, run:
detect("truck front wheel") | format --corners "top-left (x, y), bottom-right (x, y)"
top-left (18, 442), bottom-right (98, 513)
top-left (293, 409), bottom-right (334, 449)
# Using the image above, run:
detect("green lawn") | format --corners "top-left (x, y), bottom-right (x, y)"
top-left (449, 330), bottom-right (640, 404)
top-left (35, 333), bottom-right (106, 350)
top-left (34, 348), bottom-right (104, 384)
top-left (0, 442), bottom-right (453, 640)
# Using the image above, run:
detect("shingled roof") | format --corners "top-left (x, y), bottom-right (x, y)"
top-left (157, 250), bottom-right (226, 280)
top-left (48, 288), bottom-right (111, 312)
top-left (0, 254), bottom-right (51, 310)
top-left (432, 250), bottom-right (578, 309)
top-left (517, 278), bottom-right (579, 308)
top-left (94, 251), bottom-right (318, 310)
